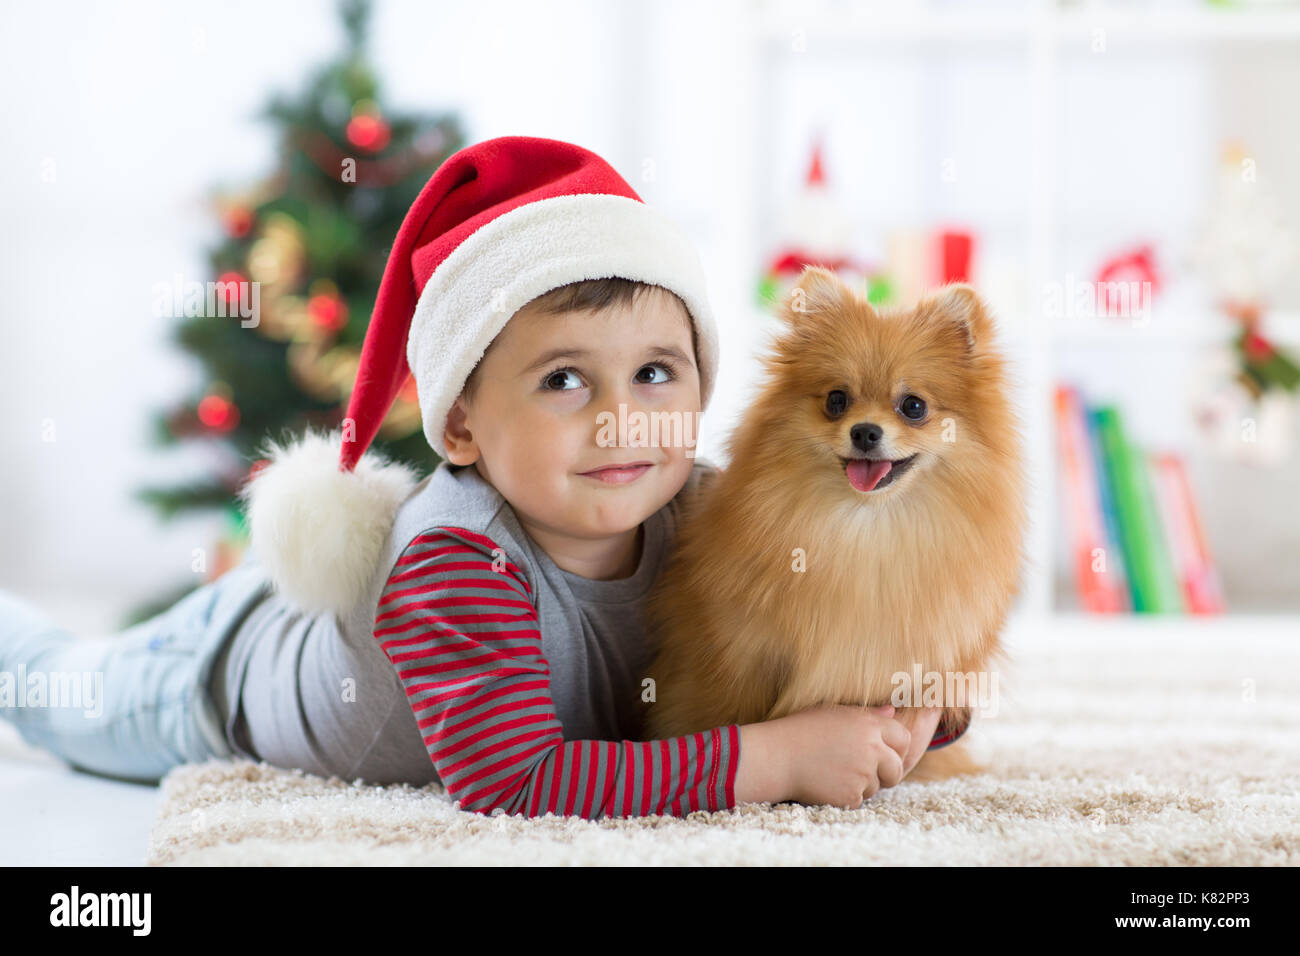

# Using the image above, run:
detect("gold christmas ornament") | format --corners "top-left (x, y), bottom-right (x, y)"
top-left (287, 333), bottom-right (349, 400)
top-left (247, 212), bottom-right (306, 288)
top-left (254, 291), bottom-right (306, 342)
top-left (317, 343), bottom-right (361, 392)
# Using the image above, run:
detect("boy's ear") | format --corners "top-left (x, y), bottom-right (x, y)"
top-left (442, 396), bottom-right (480, 466)
top-left (916, 282), bottom-right (993, 351)
top-left (777, 265), bottom-right (857, 326)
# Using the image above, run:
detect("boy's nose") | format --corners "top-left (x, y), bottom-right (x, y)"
top-left (590, 388), bottom-right (659, 446)
top-left (595, 380), bottom-right (646, 413)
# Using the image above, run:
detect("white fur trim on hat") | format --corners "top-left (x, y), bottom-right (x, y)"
top-left (238, 427), bottom-right (420, 615)
top-left (406, 193), bottom-right (719, 460)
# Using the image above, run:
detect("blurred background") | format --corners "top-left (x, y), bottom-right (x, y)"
top-left (1, 0), bottom-right (1298, 633)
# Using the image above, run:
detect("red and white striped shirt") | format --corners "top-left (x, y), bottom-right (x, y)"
top-left (373, 527), bottom-right (739, 820)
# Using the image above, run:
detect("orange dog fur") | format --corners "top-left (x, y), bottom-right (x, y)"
top-left (642, 266), bottom-right (1027, 784)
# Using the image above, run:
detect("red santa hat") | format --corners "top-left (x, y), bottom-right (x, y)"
top-left (239, 135), bottom-right (720, 615)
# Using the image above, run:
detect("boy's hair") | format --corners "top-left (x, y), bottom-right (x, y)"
top-left (458, 277), bottom-right (697, 404)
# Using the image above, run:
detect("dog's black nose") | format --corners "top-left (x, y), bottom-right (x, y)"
top-left (851, 422), bottom-right (883, 451)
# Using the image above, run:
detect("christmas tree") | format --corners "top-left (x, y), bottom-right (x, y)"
top-left (129, 0), bottom-right (465, 624)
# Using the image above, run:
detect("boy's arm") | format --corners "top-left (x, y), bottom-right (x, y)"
top-left (373, 527), bottom-right (741, 820)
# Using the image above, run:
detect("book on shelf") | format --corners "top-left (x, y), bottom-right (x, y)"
top-left (1054, 384), bottom-right (1128, 612)
top-left (1055, 384), bottom-right (1224, 615)
top-left (1150, 453), bottom-right (1226, 615)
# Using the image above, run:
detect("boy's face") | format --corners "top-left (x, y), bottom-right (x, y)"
top-left (442, 286), bottom-right (702, 544)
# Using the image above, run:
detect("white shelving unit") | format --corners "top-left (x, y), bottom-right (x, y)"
top-left (727, 0), bottom-right (1300, 627)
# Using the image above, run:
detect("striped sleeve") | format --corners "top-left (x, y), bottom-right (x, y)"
top-left (927, 706), bottom-right (972, 750)
top-left (373, 527), bottom-right (741, 820)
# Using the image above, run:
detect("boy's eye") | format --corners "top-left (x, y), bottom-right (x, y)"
top-left (542, 367), bottom-right (583, 391)
top-left (541, 361), bottom-right (677, 392)
top-left (634, 361), bottom-right (677, 385)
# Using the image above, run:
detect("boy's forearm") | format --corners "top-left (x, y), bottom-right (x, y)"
top-left (734, 721), bottom-right (791, 805)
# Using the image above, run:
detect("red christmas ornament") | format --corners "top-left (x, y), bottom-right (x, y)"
top-left (346, 114), bottom-right (391, 153)
top-left (308, 293), bottom-right (348, 332)
top-left (197, 394), bottom-right (239, 431)
top-left (224, 206), bottom-right (254, 238)
top-left (217, 271), bottom-right (247, 308)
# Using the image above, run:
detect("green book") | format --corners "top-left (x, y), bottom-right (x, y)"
top-left (1092, 406), bottom-right (1166, 612)
top-left (1136, 451), bottom-right (1186, 613)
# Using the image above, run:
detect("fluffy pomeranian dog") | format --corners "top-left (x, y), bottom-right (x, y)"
top-left (642, 265), bottom-right (1027, 782)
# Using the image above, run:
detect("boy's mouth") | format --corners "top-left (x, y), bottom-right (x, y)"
top-left (579, 461), bottom-right (654, 485)
top-left (840, 453), bottom-right (918, 493)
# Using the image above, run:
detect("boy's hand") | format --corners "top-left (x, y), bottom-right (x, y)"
top-left (775, 703), bottom-right (911, 809)
top-left (892, 706), bottom-right (943, 779)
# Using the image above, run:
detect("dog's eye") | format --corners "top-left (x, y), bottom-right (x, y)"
top-left (825, 390), bottom-right (848, 418)
top-left (898, 395), bottom-right (927, 421)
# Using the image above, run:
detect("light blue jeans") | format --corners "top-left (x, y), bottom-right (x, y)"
top-left (0, 555), bottom-right (271, 784)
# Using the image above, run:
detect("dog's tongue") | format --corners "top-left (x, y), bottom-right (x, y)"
top-left (847, 458), bottom-right (892, 492)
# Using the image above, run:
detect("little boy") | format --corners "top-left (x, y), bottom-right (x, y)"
top-left (1, 137), bottom-right (955, 820)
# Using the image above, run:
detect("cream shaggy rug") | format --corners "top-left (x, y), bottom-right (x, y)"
top-left (146, 618), bottom-right (1300, 865)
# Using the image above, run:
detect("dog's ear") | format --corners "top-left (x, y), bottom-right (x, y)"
top-left (777, 265), bottom-right (855, 325)
top-left (916, 283), bottom-right (993, 351)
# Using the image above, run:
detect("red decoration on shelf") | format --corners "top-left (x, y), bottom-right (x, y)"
top-left (1094, 244), bottom-right (1161, 316)
top-left (197, 394), bottom-right (239, 431)
top-left (758, 135), bottom-right (877, 302)
top-left (937, 230), bottom-right (973, 284)
top-left (770, 251), bottom-right (867, 274)
top-left (1243, 331), bottom-right (1274, 363)
top-left (806, 139), bottom-right (826, 187)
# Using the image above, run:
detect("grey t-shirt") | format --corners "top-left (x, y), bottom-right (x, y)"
top-left (209, 457), bottom-right (720, 786)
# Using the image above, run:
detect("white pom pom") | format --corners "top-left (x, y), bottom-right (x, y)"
top-left (239, 427), bottom-right (421, 616)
